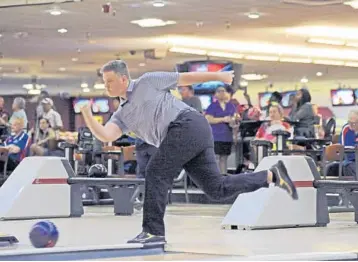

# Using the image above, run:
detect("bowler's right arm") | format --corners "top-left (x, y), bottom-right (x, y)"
top-left (81, 105), bottom-right (123, 142)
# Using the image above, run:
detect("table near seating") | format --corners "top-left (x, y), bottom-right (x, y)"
top-left (278, 137), bottom-right (358, 180)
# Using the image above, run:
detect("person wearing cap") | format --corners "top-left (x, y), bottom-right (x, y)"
top-left (35, 91), bottom-right (50, 120)
top-left (41, 98), bottom-right (63, 131)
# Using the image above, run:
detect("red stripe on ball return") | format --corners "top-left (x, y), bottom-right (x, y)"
top-left (294, 181), bottom-right (313, 187)
top-left (32, 178), bottom-right (68, 184)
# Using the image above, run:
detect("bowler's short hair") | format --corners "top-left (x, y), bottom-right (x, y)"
top-left (100, 60), bottom-right (131, 79)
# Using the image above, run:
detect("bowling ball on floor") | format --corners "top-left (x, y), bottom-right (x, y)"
top-left (29, 221), bottom-right (59, 248)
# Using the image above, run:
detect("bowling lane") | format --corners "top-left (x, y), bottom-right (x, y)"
top-left (0, 204), bottom-right (358, 261)
top-left (94, 252), bottom-right (245, 261)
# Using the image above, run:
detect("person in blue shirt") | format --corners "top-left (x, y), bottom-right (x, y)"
top-left (338, 109), bottom-right (358, 177)
top-left (0, 118), bottom-right (29, 171)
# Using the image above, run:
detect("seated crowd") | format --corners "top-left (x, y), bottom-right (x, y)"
top-left (0, 93), bottom-right (66, 176)
top-left (0, 86), bottom-right (354, 184)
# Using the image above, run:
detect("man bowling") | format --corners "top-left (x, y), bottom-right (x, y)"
top-left (80, 60), bottom-right (298, 244)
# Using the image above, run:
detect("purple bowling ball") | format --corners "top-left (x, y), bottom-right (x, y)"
top-left (29, 221), bottom-right (59, 248)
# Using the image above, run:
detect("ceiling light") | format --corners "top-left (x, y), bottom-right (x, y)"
top-left (241, 74), bottom-right (268, 81)
top-left (131, 18), bottom-right (176, 28)
top-left (58, 67), bottom-right (66, 72)
top-left (279, 57), bottom-right (312, 63)
top-left (23, 84), bottom-right (33, 90)
top-left (82, 87), bottom-right (90, 93)
top-left (344, 0), bottom-right (358, 9)
top-left (346, 42), bottom-right (358, 48)
top-left (247, 12), bottom-right (260, 19)
top-left (81, 82), bottom-right (88, 88)
top-left (316, 72), bottom-right (323, 76)
top-left (307, 38), bottom-right (346, 46)
top-left (94, 83), bottom-right (105, 89)
top-left (152, 0), bottom-right (165, 7)
top-left (50, 9), bottom-right (62, 16)
top-left (58, 28), bottom-right (68, 34)
top-left (313, 60), bottom-right (345, 66)
top-left (207, 51), bottom-right (244, 59)
top-left (139, 63), bottom-right (146, 67)
top-left (23, 84), bottom-right (46, 90)
top-left (28, 89), bottom-right (41, 95)
top-left (240, 80), bottom-right (248, 87)
top-left (287, 26), bottom-right (358, 40)
top-left (157, 36), bottom-right (358, 61)
top-left (169, 47), bottom-right (207, 55)
top-left (0, 33), bottom-right (2, 38)
top-left (345, 62), bottom-right (358, 67)
top-left (300, 77), bottom-right (308, 83)
top-left (71, 57), bottom-right (79, 62)
top-left (244, 55), bottom-right (279, 61)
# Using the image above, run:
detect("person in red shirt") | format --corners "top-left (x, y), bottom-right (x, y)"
top-left (256, 104), bottom-right (292, 143)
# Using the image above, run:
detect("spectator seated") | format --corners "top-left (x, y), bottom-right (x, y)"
top-left (0, 118), bottom-right (30, 184)
top-left (325, 110), bottom-right (358, 178)
top-left (30, 118), bottom-right (57, 157)
top-left (254, 104), bottom-right (292, 152)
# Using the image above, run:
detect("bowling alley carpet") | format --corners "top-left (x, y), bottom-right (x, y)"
top-left (0, 204), bottom-right (358, 260)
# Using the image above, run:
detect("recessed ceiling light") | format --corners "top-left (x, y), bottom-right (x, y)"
top-left (58, 28), bottom-right (68, 34)
top-left (240, 80), bottom-right (248, 87)
top-left (247, 12), bottom-right (260, 19)
top-left (71, 57), bottom-right (79, 62)
top-left (28, 89), bottom-right (41, 95)
top-left (345, 61), bottom-right (358, 67)
top-left (58, 67), bottom-right (66, 72)
top-left (300, 77), bottom-right (308, 83)
top-left (344, 0), bottom-right (358, 9)
top-left (286, 26), bottom-right (358, 40)
top-left (241, 73), bottom-right (268, 81)
top-left (153, 0), bottom-right (165, 7)
top-left (307, 38), bottom-right (345, 46)
top-left (82, 87), bottom-right (90, 93)
top-left (131, 18), bottom-right (176, 28)
top-left (81, 82), bottom-right (88, 88)
top-left (316, 72), bottom-right (323, 76)
top-left (50, 9), bottom-right (62, 16)
top-left (94, 83), bottom-right (105, 90)
top-left (139, 63), bottom-right (146, 67)
top-left (0, 34), bottom-right (2, 38)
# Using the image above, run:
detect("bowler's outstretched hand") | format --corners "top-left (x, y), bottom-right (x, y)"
top-left (222, 70), bottom-right (235, 84)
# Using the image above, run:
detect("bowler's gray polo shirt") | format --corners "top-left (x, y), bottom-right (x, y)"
top-left (109, 72), bottom-right (194, 147)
